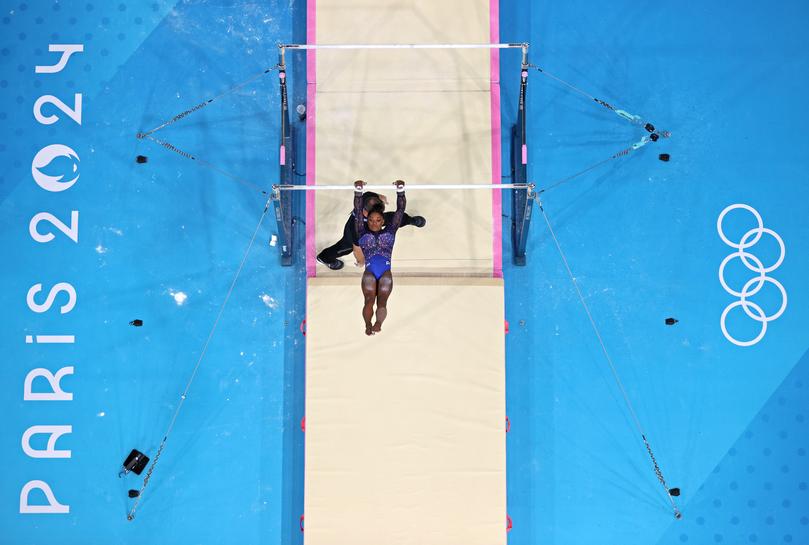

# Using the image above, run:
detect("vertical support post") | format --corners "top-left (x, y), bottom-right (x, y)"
top-left (271, 186), bottom-right (293, 266)
top-left (511, 56), bottom-right (532, 266)
top-left (275, 46), bottom-right (294, 266)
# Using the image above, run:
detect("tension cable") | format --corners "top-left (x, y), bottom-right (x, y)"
top-left (137, 65), bottom-right (280, 138)
top-left (525, 64), bottom-right (671, 196)
top-left (140, 134), bottom-right (268, 195)
top-left (136, 65), bottom-right (282, 195)
top-left (537, 134), bottom-right (658, 195)
top-left (537, 201), bottom-right (682, 520)
top-left (127, 196), bottom-right (273, 521)
top-left (528, 64), bottom-right (670, 136)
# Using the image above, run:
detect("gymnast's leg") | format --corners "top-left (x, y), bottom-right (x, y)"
top-left (371, 271), bottom-right (393, 333)
top-left (361, 271), bottom-right (377, 336)
top-left (317, 215), bottom-right (354, 270)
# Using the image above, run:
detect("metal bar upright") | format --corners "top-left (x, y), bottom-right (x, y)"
top-left (274, 48), bottom-right (294, 266)
top-left (511, 57), bottom-right (533, 266)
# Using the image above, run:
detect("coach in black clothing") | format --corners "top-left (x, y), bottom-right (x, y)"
top-left (316, 190), bottom-right (426, 270)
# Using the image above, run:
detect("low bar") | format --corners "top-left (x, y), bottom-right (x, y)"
top-left (274, 183), bottom-right (533, 191)
top-left (279, 42), bottom-right (528, 50)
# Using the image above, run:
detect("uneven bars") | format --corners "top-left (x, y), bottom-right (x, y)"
top-left (273, 183), bottom-right (533, 191)
top-left (279, 43), bottom-right (528, 50)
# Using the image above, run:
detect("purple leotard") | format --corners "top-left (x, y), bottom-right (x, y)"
top-left (354, 190), bottom-right (405, 278)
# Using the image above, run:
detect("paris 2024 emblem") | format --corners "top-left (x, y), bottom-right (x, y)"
top-left (717, 204), bottom-right (786, 347)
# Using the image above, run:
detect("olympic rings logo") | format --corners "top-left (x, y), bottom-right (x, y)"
top-left (717, 204), bottom-right (787, 347)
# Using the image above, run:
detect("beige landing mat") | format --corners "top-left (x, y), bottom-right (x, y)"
top-left (304, 277), bottom-right (506, 545)
top-left (310, 0), bottom-right (497, 275)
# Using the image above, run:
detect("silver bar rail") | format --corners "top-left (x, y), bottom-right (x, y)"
top-left (273, 183), bottom-right (534, 191)
top-left (279, 42), bottom-right (528, 50)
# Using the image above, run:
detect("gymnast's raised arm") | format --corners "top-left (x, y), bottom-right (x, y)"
top-left (353, 180), bottom-right (366, 236)
top-left (388, 180), bottom-right (406, 232)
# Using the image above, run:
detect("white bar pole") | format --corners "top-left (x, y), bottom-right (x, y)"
top-left (274, 183), bottom-right (532, 191)
top-left (279, 43), bottom-right (528, 50)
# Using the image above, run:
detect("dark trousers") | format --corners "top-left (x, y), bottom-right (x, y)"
top-left (317, 212), bottom-right (414, 263)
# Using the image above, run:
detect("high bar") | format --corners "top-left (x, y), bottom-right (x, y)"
top-left (279, 42), bottom-right (528, 51)
top-left (273, 183), bottom-right (533, 191)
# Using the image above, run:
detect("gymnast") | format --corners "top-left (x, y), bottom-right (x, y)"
top-left (317, 188), bottom-right (424, 270)
top-left (354, 179), bottom-right (406, 336)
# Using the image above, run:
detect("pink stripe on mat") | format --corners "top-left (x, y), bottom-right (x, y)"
top-left (305, 0), bottom-right (317, 277)
top-left (490, 0), bottom-right (503, 278)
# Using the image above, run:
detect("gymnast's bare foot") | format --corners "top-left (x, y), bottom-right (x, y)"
top-left (365, 324), bottom-right (373, 336)
top-left (371, 322), bottom-right (382, 334)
